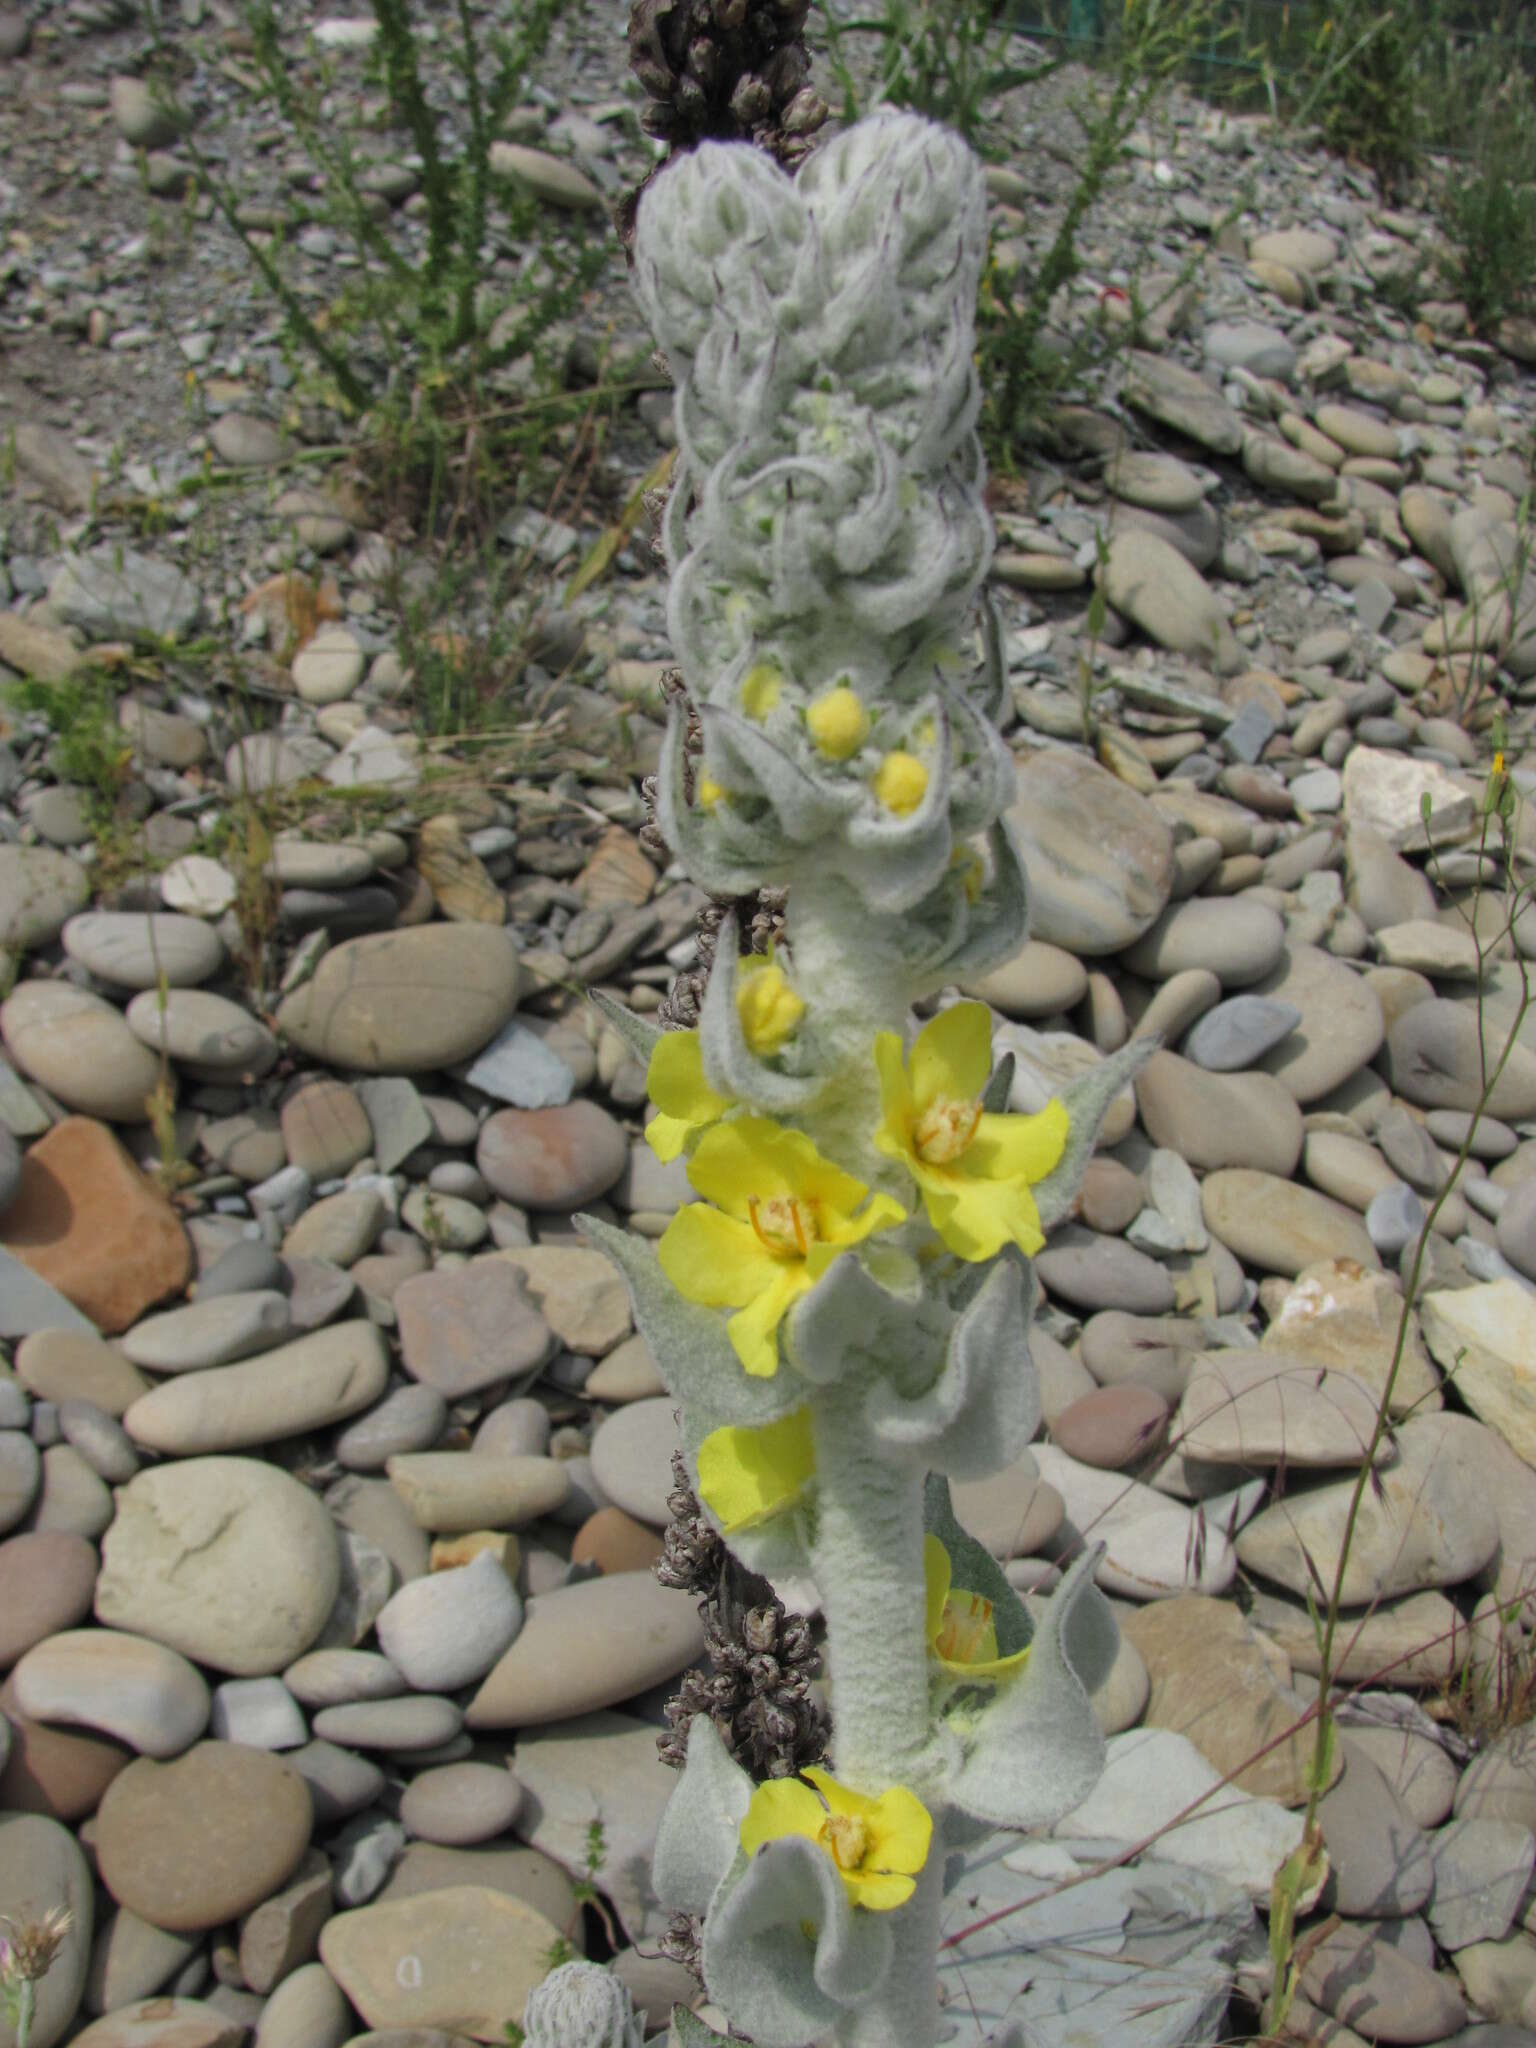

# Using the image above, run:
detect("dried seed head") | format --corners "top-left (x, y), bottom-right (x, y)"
top-left (0, 1909), bottom-right (74, 1982)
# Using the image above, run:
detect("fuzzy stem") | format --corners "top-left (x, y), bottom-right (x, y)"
top-left (836, 1852), bottom-right (942, 2048)
top-left (15, 1978), bottom-right (35, 2048)
top-left (809, 1387), bottom-right (930, 1789)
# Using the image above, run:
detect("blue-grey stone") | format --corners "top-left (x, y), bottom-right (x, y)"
top-left (464, 1020), bottom-right (576, 1110)
top-left (353, 1077), bottom-right (434, 1174)
top-left (0, 1248), bottom-right (97, 1337)
top-left (1366, 1182), bottom-right (1425, 1259)
top-left (50, 545), bottom-right (204, 641)
top-left (1221, 699), bottom-right (1278, 766)
top-left (197, 1240), bottom-right (289, 1299)
top-left (1183, 996), bottom-right (1302, 1072)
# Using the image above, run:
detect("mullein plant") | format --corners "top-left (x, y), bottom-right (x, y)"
top-left (563, 109), bottom-right (1141, 2048)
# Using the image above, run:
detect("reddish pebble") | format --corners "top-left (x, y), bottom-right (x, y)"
top-left (1051, 1384), bottom-right (1170, 1469)
top-left (570, 1506), bottom-right (665, 1576)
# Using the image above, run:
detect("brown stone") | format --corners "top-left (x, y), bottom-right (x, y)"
top-left (475, 1102), bottom-right (627, 1212)
top-left (96, 1742), bottom-right (313, 1934)
top-left (395, 1261), bottom-right (555, 1399)
top-left (237, 1846), bottom-right (332, 1993)
top-left (0, 1673), bottom-right (131, 1820)
top-left (569, 1507), bottom-right (665, 1576)
top-left (1122, 1594), bottom-right (1334, 1807)
top-left (0, 1530), bottom-right (98, 1668)
top-left (1050, 1385), bottom-right (1169, 1469)
top-left (1077, 1157), bottom-right (1144, 1236)
top-left (67, 1999), bottom-right (246, 2048)
top-left (280, 1077), bottom-right (373, 1179)
top-left (576, 827), bottom-right (658, 909)
top-left (415, 817), bottom-right (506, 926)
top-left (0, 1120), bottom-right (191, 1335)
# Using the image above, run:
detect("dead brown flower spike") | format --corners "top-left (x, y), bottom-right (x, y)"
top-left (1, 1908), bottom-right (75, 1982)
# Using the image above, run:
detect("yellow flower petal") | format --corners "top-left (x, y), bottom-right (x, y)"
top-left (727, 1264), bottom-right (811, 1378)
top-left (873, 750), bottom-right (928, 816)
top-left (658, 1204), bottom-right (779, 1309)
top-left (644, 1032), bottom-right (730, 1162)
top-left (739, 1777), bottom-right (830, 1860)
top-left (968, 1099), bottom-right (1070, 1185)
top-left (910, 1004), bottom-right (992, 1109)
top-left (648, 1031), bottom-right (728, 1121)
top-left (924, 1171), bottom-right (1047, 1261)
top-left (687, 1116), bottom-right (870, 1225)
top-left (740, 662), bottom-right (783, 720)
top-left (740, 1770), bottom-right (932, 1913)
top-left (736, 958), bottom-right (806, 1056)
top-left (872, 1031), bottom-right (916, 1165)
top-left (923, 1536), bottom-right (1031, 1683)
top-left (696, 1409), bottom-right (814, 1533)
top-left (806, 685), bottom-right (870, 761)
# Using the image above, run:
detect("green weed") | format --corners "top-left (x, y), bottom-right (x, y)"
top-left (1436, 71), bottom-right (1536, 332)
top-left (815, 0), bottom-right (1060, 151)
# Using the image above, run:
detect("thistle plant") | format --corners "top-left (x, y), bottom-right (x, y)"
top-left (571, 110), bottom-right (1140, 2048)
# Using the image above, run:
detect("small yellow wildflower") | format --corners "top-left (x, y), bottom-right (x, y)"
top-left (738, 1768), bottom-right (932, 1912)
top-left (659, 1117), bottom-right (906, 1378)
top-left (1494, 750), bottom-right (1506, 777)
top-left (697, 775), bottom-right (727, 810)
top-left (923, 1536), bottom-right (1031, 1682)
top-left (736, 955), bottom-right (805, 1056)
top-left (740, 663), bottom-right (783, 720)
top-left (696, 1409), bottom-right (814, 1533)
top-left (874, 1003), bottom-right (1068, 1261)
top-left (806, 685), bottom-right (870, 761)
top-left (873, 750), bottom-right (928, 816)
top-left (644, 1032), bottom-right (729, 1164)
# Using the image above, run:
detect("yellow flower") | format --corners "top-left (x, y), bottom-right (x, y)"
top-left (645, 1031), bottom-right (729, 1164)
top-left (873, 1003), bottom-right (1068, 1261)
top-left (873, 750), bottom-right (928, 816)
top-left (806, 685), bottom-right (870, 761)
top-left (696, 1409), bottom-right (814, 1533)
top-left (740, 663), bottom-right (783, 720)
top-left (697, 775), bottom-right (728, 810)
top-left (658, 1117), bottom-right (906, 1378)
top-left (736, 955), bottom-right (805, 1056)
top-left (738, 1768), bottom-right (932, 1912)
top-left (923, 1536), bottom-right (1031, 1682)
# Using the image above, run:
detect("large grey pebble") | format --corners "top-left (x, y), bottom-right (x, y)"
top-left (1124, 898), bottom-right (1286, 988)
top-left (62, 912), bottom-right (224, 991)
top-left (311, 1695), bottom-right (464, 1751)
top-left (1182, 995), bottom-right (1302, 1071)
top-left (1036, 1226), bottom-right (1176, 1315)
top-left (335, 1384), bottom-right (448, 1470)
top-left (373, 1550), bottom-right (522, 1693)
top-left (209, 1676), bottom-right (309, 1750)
top-left (121, 1292), bottom-right (293, 1371)
top-left (588, 1397), bottom-right (679, 1528)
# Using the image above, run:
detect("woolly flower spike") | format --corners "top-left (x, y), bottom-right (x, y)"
top-left (874, 1003), bottom-right (1068, 1260)
top-left (697, 1409), bottom-right (815, 1534)
top-left (923, 1536), bottom-right (1031, 1683)
top-left (520, 1958), bottom-right (645, 2048)
top-left (659, 1116), bottom-right (905, 1377)
top-left (644, 1030), bottom-right (730, 1164)
top-left (739, 1769), bottom-right (932, 1912)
